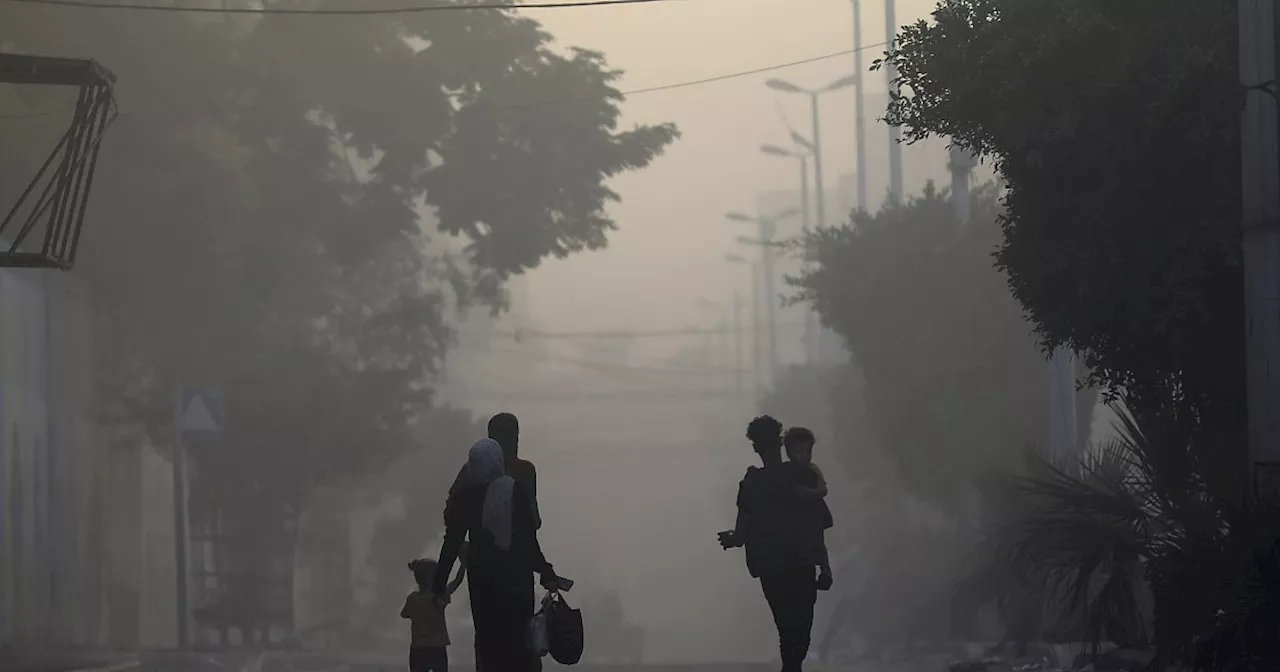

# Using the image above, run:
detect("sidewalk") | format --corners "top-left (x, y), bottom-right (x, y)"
top-left (0, 650), bottom-right (140, 672)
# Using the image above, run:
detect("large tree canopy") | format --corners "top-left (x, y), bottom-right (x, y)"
top-left (1, 0), bottom-right (676, 630)
top-left (797, 183), bottom-right (1093, 503)
top-left (878, 0), bottom-right (1242, 438)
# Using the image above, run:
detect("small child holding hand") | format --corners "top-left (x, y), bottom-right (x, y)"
top-left (401, 541), bottom-right (468, 672)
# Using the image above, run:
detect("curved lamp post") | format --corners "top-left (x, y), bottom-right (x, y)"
top-left (765, 75), bottom-right (858, 231)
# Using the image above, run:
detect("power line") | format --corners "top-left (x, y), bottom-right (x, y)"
top-left (484, 45), bottom-right (884, 115)
top-left (488, 344), bottom-right (753, 376)
top-left (495, 322), bottom-right (803, 340)
top-left (1, 0), bottom-right (683, 14)
top-left (459, 388), bottom-right (748, 401)
top-left (2, 5), bottom-right (885, 112)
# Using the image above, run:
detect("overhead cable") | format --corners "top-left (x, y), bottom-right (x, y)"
top-left (2, 0), bottom-right (683, 14)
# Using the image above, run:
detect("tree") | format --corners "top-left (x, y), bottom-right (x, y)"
top-left (973, 396), bottom-right (1280, 670)
top-left (1, 1), bottom-right (676, 638)
top-left (796, 183), bottom-right (1093, 504)
top-left (878, 0), bottom-right (1243, 452)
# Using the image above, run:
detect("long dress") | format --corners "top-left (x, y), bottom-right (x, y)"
top-left (434, 480), bottom-right (553, 672)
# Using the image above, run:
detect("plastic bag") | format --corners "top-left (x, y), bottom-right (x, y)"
top-left (526, 605), bottom-right (550, 657)
top-left (546, 591), bottom-right (585, 665)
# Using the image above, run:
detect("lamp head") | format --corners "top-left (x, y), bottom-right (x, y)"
top-left (764, 78), bottom-right (805, 94)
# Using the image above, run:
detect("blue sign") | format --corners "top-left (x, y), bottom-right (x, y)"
top-left (179, 387), bottom-right (224, 439)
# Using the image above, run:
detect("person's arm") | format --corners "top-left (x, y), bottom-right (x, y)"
top-left (399, 595), bottom-right (413, 619)
top-left (511, 481), bottom-right (556, 583)
top-left (525, 462), bottom-right (543, 531)
top-left (722, 472), bottom-right (755, 548)
top-left (795, 464), bottom-right (829, 501)
top-left (450, 463), bottom-right (469, 494)
top-left (443, 463), bottom-right (469, 524)
top-left (433, 493), bottom-right (469, 596)
top-left (445, 542), bottom-right (469, 596)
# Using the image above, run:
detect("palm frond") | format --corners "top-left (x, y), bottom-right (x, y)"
top-left (975, 440), bottom-right (1152, 651)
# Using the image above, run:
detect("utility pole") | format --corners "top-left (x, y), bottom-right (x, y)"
top-left (173, 412), bottom-right (190, 648)
top-left (1239, 0), bottom-right (1280, 497)
top-left (697, 298), bottom-right (720, 368)
top-left (733, 291), bottom-right (744, 399)
top-left (751, 262), bottom-right (763, 398)
top-left (800, 154), bottom-right (818, 365)
top-left (885, 0), bottom-right (904, 203)
top-left (948, 145), bottom-right (976, 228)
top-left (852, 0), bottom-right (868, 212)
top-left (760, 143), bottom-right (821, 365)
top-left (760, 217), bottom-right (780, 388)
top-left (811, 92), bottom-right (827, 230)
top-left (800, 151), bottom-right (812, 234)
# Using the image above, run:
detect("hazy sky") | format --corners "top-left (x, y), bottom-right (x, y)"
top-left (526, 0), bottom-right (944, 337)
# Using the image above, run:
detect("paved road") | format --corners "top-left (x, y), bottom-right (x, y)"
top-left (0, 652), bottom-right (141, 672)
top-left (543, 666), bottom-right (780, 672)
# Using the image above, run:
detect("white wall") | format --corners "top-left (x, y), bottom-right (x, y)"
top-left (0, 269), bottom-right (54, 645)
top-left (0, 269), bottom-right (168, 649)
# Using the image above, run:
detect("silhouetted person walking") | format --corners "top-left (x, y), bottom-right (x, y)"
top-left (718, 416), bottom-right (830, 672)
top-left (448, 412), bottom-right (540, 529)
top-left (435, 439), bottom-right (560, 672)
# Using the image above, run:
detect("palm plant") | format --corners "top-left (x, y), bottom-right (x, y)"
top-left (967, 392), bottom-right (1280, 671)
top-left (967, 436), bottom-right (1153, 655)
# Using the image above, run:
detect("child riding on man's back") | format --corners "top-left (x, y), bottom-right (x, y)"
top-left (402, 542), bottom-right (468, 672)
top-left (783, 427), bottom-right (834, 591)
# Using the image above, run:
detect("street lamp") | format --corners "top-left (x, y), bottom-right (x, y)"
top-left (736, 235), bottom-right (788, 249)
top-left (765, 75), bottom-right (858, 231)
top-left (725, 208), bottom-right (795, 385)
top-left (760, 142), bottom-right (821, 365)
top-left (724, 253), bottom-right (760, 399)
top-left (760, 143), bottom-right (813, 237)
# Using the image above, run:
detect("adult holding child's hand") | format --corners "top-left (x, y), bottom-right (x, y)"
top-left (434, 438), bottom-right (558, 672)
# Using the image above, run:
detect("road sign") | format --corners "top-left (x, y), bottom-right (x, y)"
top-left (179, 387), bottom-right (224, 438)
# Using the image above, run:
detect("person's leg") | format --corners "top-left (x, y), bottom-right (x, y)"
top-left (408, 647), bottom-right (428, 672)
top-left (760, 573), bottom-right (795, 670)
top-left (470, 579), bottom-right (501, 672)
top-left (424, 647), bottom-right (448, 672)
top-left (791, 568), bottom-right (819, 665)
top-left (763, 567), bottom-right (819, 672)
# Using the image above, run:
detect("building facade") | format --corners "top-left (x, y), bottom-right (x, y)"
top-left (0, 268), bottom-right (175, 649)
top-left (0, 268), bottom-right (100, 646)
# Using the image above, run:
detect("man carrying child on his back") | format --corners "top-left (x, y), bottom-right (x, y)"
top-left (718, 416), bottom-right (834, 672)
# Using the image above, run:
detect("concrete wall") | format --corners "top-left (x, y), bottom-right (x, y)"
top-left (101, 441), bottom-right (176, 649)
top-left (0, 269), bottom-right (94, 646)
top-left (0, 269), bottom-right (55, 645)
top-left (45, 271), bottom-right (109, 646)
top-left (0, 268), bottom-right (174, 649)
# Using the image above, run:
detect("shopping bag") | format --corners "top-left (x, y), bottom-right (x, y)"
top-left (526, 601), bottom-right (550, 657)
top-left (545, 591), bottom-right (585, 665)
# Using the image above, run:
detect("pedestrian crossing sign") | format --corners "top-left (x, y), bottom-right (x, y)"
top-left (180, 387), bottom-right (224, 439)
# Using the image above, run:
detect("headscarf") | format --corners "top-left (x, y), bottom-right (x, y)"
top-left (468, 438), bottom-right (515, 551)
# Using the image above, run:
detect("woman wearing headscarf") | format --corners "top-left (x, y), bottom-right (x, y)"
top-left (434, 438), bottom-right (559, 672)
